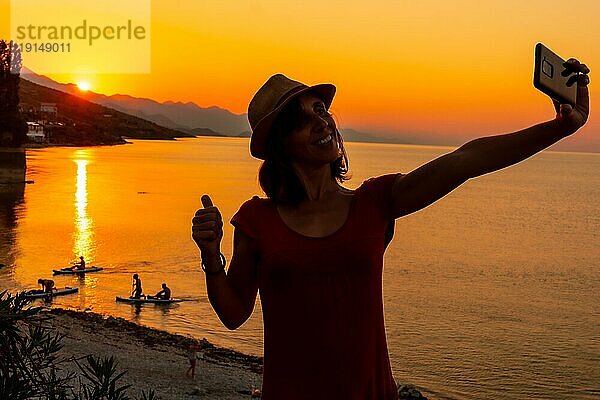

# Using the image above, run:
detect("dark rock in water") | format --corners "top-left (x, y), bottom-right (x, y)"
top-left (397, 383), bottom-right (428, 400)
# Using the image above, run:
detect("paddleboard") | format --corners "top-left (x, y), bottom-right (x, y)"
top-left (115, 296), bottom-right (183, 304)
top-left (25, 287), bottom-right (79, 299)
top-left (53, 266), bottom-right (104, 275)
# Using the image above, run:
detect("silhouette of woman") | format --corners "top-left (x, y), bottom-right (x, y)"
top-left (192, 62), bottom-right (590, 400)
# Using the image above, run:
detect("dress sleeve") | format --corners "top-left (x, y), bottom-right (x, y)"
top-left (359, 173), bottom-right (400, 221)
top-left (230, 196), bottom-right (261, 239)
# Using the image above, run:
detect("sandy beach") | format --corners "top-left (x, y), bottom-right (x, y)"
top-left (44, 308), bottom-right (263, 399)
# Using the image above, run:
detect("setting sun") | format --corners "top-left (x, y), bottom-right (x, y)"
top-left (77, 81), bottom-right (90, 91)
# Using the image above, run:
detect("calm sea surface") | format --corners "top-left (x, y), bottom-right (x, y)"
top-left (0, 137), bottom-right (598, 399)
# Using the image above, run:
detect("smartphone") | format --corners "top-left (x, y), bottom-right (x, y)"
top-left (533, 43), bottom-right (577, 106)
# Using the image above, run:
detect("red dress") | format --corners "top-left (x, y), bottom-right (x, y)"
top-left (231, 174), bottom-right (399, 400)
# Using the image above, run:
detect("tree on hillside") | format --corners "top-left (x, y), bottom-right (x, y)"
top-left (0, 40), bottom-right (28, 147)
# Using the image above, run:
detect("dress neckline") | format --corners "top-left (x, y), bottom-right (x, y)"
top-left (274, 190), bottom-right (358, 240)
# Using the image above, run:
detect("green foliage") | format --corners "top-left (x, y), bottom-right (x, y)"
top-left (0, 291), bottom-right (70, 400)
top-left (135, 389), bottom-right (157, 400)
top-left (1, 39), bottom-right (28, 147)
top-left (76, 356), bottom-right (130, 400)
top-left (0, 291), bottom-right (158, 400)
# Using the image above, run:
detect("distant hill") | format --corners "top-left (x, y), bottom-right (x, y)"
top-left (21, 67), bottom-right (250, 136)
top-left (339, 128), bottom-right (412, 144)
top-left (188, 127), bottom-right (225, 137)
top-left (20, 68), bottom-right (401, 143)
top-left (19, 79), bottom-right (193, 145)
top-left (19, 67), bottom-right (423, 146)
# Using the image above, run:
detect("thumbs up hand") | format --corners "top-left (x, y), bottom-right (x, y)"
top-left (192, 194), bottom-right (223, 258)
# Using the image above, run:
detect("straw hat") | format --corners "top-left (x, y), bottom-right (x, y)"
top-left (248, 74), bottom-right (336, 160)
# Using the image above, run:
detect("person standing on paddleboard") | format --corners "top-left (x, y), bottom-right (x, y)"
top-left (131, 274), bottom-right (143, 299)
top-left (192, 66), bottom-right (590, 400)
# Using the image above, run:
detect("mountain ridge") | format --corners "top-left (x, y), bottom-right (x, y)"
top-left (18, 66), bottom-right (600, 153)
top-left (21, 67), bottom-right (249, 136)
top-left (20, 67), bottom-right (412, 144)
top-left (18, 78), bottom-right (194, 145)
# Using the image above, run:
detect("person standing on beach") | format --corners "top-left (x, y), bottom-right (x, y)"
top-left (186, 343), bottom-right (199, 379)
top-left (131, 274), bottom-right (143, 299)
top-left (192, 62), bottom-right (590, 399)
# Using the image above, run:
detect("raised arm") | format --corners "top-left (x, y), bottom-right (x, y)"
top-left (192, 195), bottom-right (259, 330)
top-left (391, 59), bottom-right (590, 218)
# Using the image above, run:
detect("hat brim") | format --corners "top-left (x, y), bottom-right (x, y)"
top-left (250, 83), bottom-right (336, 160)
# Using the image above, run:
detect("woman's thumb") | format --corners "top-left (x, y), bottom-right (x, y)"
top-left (560, 103), bottom-right (573, 117)
top-left (201, 195), bottom-right (214, 208)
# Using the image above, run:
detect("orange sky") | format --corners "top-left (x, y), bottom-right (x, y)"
top-left (1, 0), bottom-right (598, 151)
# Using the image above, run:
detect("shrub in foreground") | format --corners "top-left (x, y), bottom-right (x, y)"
top-left (0, 291), bottom-right (156, 400)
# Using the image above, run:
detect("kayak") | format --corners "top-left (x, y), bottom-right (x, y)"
top-left (25, 287), bottom-right (79, 299)
top-left (53, 266), bottom-right (104, 275)
top-left (115, 296), bottom-right (183, 304)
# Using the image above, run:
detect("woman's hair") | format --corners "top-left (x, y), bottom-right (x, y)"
top-left (258, 93), bottom-right (350, 205)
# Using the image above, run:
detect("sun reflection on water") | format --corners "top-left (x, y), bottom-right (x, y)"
top-left (80, 274), bottom-right (99, 289)
top-left (74, 275), bottom-right (100, 311)
top-left (73, 156), bottom-right (94, 264)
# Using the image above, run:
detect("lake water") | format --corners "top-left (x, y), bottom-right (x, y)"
top-left (0, 137), bottom-right (598, 399)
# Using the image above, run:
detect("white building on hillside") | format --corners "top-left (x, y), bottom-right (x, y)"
top-left (26, 122), bottom-right (46, 143)
top-left (40, 103), bottom-right (58, 120)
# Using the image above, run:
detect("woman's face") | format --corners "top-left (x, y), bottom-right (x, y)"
top-left (283, 93), bottom-right (339, 167)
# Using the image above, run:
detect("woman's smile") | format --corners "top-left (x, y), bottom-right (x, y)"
top-left (314, 134), bottom-right (333, 146)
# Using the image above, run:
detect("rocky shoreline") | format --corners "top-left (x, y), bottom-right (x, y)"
top-left (43, 308), bottom-right (429, 399)
top-left (44, 308), bottom-right (263, 399)
top-left (46, 308), bottom-right (263, 373)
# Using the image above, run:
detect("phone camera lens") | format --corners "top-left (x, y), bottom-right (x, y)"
top-left (542, 58), bottom-right (554, 78)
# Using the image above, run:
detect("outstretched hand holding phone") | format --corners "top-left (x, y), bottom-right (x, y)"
top-left (534, 44), bottom-right (591, 135)
top-left (553, 58), bottom-right (590, 134)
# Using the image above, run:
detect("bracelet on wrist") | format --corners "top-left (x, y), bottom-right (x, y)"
top-left (201, 252), bottom-right (226, 276)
